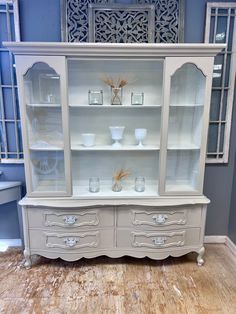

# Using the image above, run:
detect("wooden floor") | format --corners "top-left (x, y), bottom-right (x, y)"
top-left (0, 244), bottom-right (236, 314)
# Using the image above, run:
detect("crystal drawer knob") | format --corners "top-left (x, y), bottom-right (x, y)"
top-left (152, 237), bottom-right (166, 246)
top-left (64, 237), bottom-right (78, 247)
top-left (64, 216), bottom-right (77, 225)
top-left (152, 214), bottom-right (168, 225)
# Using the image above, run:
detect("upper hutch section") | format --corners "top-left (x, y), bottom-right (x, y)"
top-left (4, 42), bottom-right (224, 200)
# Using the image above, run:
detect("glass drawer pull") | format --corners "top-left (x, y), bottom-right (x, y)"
top-left (152, 237), bottom-right (167, 246)
top-left (152, 214), bottom-right (168, 225)
top-left (64, 216), bottom-right (77, 225)
top-left (64, 237), bottom-right (78, 247)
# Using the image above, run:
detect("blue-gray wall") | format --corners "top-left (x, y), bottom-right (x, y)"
top-left (0, 0), bottom-right (235, 241)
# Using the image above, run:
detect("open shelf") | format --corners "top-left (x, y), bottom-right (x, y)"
top-left (27, 103), bottom-right (61, 108)
top-left (29, 146), bottom-right (64, 151)
top-left (73, 182), bottom-right (158, 197)
top-left (168, 143), bottom-right (200, 150)
top-left (71, 145), bottom-right (160, 151)
top-left (165, 181), bottom-right (198, 192)
top-left (69, 104), bottom-right (161, 108)
top-left (170, 103), bottom-right (203, 107)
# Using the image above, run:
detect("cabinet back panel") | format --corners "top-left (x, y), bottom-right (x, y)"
top-left (70, 107), bottom-right (161, 146)
top-left (68, 59), bottom-right (163, 107)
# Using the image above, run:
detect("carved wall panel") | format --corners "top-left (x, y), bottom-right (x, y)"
top-left (88, 4), bottom-right (155, 43)
top-left (61, 0), bottom-right (184, 43)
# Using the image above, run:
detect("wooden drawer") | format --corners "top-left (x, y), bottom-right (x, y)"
top-left (27, 207), bottom-right (114, 230)
top-left (116, 228), bottom-right (201, 249)
top-left (117, 206), bottom-right (202, 229)
top-left (29, 229), bottom-right (114, 252)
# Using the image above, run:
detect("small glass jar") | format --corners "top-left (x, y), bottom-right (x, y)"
top-left (135, 176), bottom-right (145, 192)
top-left (131, 92), bottom-right (144, 105)
top-left (88, 90), bottom-right (103, 105)
top-left (111, 87), bottom-right (122, 105)
top-left (89, 177), bottom-right (100, 193)
top-left (112, 178), bottom-right (122, 192)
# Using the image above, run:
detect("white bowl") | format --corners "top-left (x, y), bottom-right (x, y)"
top-left (81, 133), bottom-right (95, 147)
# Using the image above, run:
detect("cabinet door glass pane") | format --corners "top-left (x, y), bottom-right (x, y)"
top-left (165, 63), bottom-right (205, 192)
top-left (24, 62), bottom-right (66, 193)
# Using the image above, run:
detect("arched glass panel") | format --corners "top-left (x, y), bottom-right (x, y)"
top-left (24, 62), bottom-right (66, 193)
top-left (165, 63), bottom-right (206, 193)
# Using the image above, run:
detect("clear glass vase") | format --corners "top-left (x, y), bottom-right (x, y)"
top-left (112, 178), bottom-right (122, 192)
top-left (111, 87), bottom-right (122, 105)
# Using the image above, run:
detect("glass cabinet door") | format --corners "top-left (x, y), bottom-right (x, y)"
top-left (162, 61), bottom-right (207, 194)
top-left (22, 61), bottom-right (69, 195)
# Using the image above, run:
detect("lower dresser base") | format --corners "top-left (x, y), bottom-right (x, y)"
top-left (21, 201), bottom-right (208, 268)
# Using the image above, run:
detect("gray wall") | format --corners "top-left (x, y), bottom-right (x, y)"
top-left (0, 0), bottom-right (235, 241)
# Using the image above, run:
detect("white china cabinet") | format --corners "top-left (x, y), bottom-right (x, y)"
top-left (5, 42), bottom-right (224, 267)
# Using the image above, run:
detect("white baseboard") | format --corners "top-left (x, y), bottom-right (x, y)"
top-left (225, 236), bottom-right (236, 256)
top-left (204, 235), bottom-right (227, 244)
top-left (204, 235), bottom-right (236, 256)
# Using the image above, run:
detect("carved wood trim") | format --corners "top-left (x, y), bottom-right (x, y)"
top-left (131, 209), bottom-right (187, 227)
top-left (131, 230), bottom-right (186, 248)
top-left (43, 210), bottom-right (99, 228)
top-left (44, 231), bottom-right (99, 249)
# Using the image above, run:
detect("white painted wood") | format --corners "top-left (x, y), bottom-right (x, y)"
top-left (19, 195), bottom-right (210, 207)
top-left (14, 55), bottom-right (72, 197)
top-left (3, 42), bottom-right (225, 57)
top-left (8, 43), bottom-right (224, 266)
top-left (160, 57), bottom-right (214, 196)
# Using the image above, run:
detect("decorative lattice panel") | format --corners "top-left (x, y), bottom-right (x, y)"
top-left (88, 4), bottom-right (155, 43)
top-left (61, 0), bottom-right (184, 43)
top-left (137, 0), bottom-right (184, 42)
top-left (62, 0), bottom-right (112, 42)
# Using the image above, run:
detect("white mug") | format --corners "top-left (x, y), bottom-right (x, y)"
top-left (81, 133), bottom-right (95, 147)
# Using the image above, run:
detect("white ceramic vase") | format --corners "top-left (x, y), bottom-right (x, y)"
top-left (109, 126), bottom-right (125, 147)
top-left (135, 128), bottom-right (147, 147)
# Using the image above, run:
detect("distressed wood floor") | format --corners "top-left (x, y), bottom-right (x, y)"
top-left (0, 244), bottom-right (236, 314)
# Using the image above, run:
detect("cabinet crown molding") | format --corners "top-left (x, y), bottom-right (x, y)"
top-left (3, 42), bottom-right (225, 57)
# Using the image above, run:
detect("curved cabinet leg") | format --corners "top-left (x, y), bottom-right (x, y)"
top-left (24, 249), bottom-right (32, 269)
top-left (197, 247), bottom-right (205, 266)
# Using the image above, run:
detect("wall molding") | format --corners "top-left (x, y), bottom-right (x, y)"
top-left (204, 235), bottom-right (236, 255)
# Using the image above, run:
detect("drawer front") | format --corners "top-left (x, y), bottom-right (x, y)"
top-left (117, 228), bottom-right (201, 249)
top-left (29, 229), bottom-right (114, 251)
top-left (117, 206), bottom-right (202, 229)
top-left (27, 207), bottom-right (114, 230)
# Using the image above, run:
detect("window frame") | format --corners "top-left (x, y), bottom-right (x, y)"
top-left (0, 0), bottom-right (21, 163)
top-left (205, 2), bottom-right (236, 163)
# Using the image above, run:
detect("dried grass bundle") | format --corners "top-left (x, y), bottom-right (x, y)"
top-left (113, 168), bottom-right (130, 181)
top-left (101, 76), bottom-right (128, 88)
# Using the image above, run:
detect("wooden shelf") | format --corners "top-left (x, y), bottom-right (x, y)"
top-left (27, 103), bottom-right (61, 108)
top-left (73, 183), bottom-right (158, 197)
top-left (69, 104), bottom-right (161, 108)
top-left (29, 145), bottom-right (63, 151)
top-left (71, 145), bottom-right (160, 151)
top-left (168, 143), bottom-right (200, 150)
top-left (170, 103), bottom-right (203, 107)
